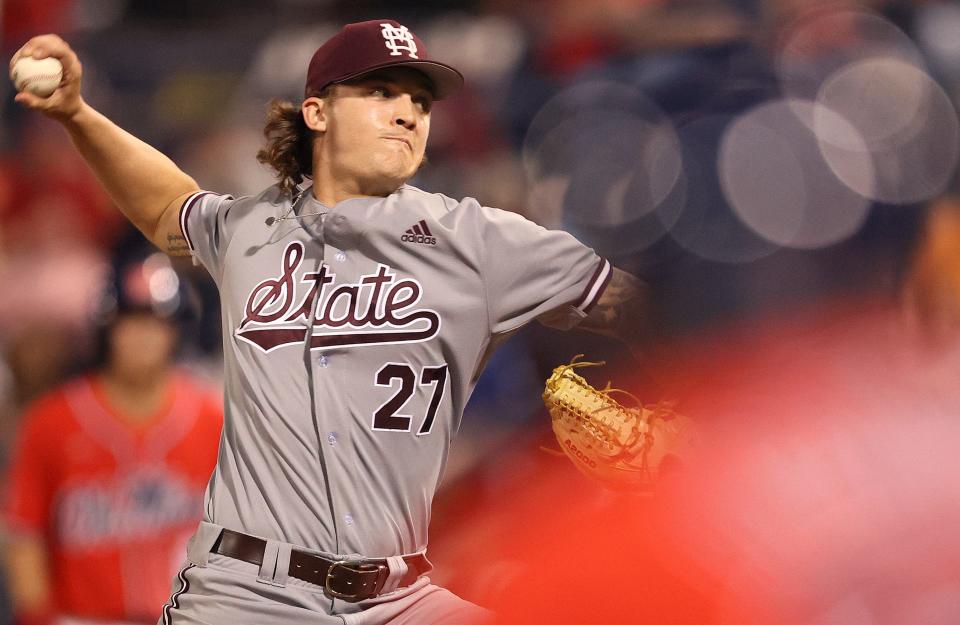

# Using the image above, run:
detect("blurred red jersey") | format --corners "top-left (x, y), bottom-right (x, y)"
top-left (2, 373), bottom-right (222, 623)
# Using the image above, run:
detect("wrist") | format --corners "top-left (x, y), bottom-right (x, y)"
top-left (56, 97), bottom-right (90, 127)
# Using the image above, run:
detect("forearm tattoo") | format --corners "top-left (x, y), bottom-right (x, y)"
top-left (166, 232), bottom-right (190, 256)
top-left (578, 267), bottom-right (649, 346)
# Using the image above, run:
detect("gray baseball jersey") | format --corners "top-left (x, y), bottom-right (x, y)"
top-left (179, 183), bottom-right (611, 558)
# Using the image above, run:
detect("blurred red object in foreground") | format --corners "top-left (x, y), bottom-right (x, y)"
top-left (433, 296), bottom-right (960, 625)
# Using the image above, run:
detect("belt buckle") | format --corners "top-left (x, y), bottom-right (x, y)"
top-left (324, 559), bottom-right (385, 602)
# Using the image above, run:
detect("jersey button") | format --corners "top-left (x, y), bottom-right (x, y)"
top-left (334, 251), bottom-right (346, 262)
top-left (343, 514), bottom-right (354, 526)
top-left (317, 354), bottom-right (329, 367)
top-left (327, 432), bottom-right (338, 445)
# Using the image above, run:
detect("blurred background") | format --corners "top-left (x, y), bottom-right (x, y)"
top-left (2, 1), bottom-right (960, 624)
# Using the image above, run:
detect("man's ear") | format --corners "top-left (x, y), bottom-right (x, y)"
top-left (302, 96), bottom-right (327, 132)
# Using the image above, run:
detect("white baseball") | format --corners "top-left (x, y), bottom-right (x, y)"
top-left (10, 56), bottom-right (63, 98)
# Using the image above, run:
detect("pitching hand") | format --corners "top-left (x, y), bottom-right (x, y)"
top-left (10, 34), bottom-right (84, 121)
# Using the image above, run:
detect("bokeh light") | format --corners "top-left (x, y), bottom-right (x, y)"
top-left (816, 58), bottom-right (960, 204)
top-left (775, 7), bottom-right (924, 104)
top-left (819, 58), bottom-right (927, 148)
top-left (915, 3), bottom-right (960, 74)
top-left (666, 116), bottom-right (779, 264)
top-left (720, 99), bottom-right (871, 249)
top-left (522, 81), bottom-right (683, 254)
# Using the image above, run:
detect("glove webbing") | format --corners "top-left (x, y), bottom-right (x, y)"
top-left (545, 356), bottom-right (651, 465)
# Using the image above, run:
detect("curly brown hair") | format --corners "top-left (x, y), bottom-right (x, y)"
top-left (256, 91), bottom-right (329, 197)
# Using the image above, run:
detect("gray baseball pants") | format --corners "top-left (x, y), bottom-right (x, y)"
top-left (157, 522), bottom-right (494, 625)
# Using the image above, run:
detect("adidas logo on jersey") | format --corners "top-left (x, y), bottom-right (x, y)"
top-left (401, 220), bottom-right (436, 246)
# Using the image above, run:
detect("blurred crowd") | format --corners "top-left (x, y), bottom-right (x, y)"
top-left (1, 0), bottom-right (960, 623)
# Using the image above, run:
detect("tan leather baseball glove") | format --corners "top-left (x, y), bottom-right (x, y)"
top-left (542, 355), bottom-right (694, 491)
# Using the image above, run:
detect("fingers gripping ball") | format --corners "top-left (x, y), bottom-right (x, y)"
top-left (10, 57), bottom-right (63, 97)
top-left (542, 355), bottom-right (694, 491)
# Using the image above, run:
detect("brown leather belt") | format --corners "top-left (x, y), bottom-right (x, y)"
top-left (211, 529), bottom-right (430, 601)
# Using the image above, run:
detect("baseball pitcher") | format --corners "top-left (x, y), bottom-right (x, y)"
top-left (11, 19), bottom-right (647, 625)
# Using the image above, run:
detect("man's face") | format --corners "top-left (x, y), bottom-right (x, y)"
top-left (315, 67), bottom-right (434, 195)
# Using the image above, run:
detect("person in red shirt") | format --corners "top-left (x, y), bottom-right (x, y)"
top-left (2, 236), bottom-right (222, 625)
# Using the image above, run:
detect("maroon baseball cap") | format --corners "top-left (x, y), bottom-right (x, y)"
top-left (305, 19), bottom-right (464, 99)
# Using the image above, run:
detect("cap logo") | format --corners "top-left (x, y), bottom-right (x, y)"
top-left (380, 23), bottom-right (419, 59)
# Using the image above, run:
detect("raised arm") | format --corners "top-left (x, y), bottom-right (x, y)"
top-left (11, 35), bottom-right (199, 255)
